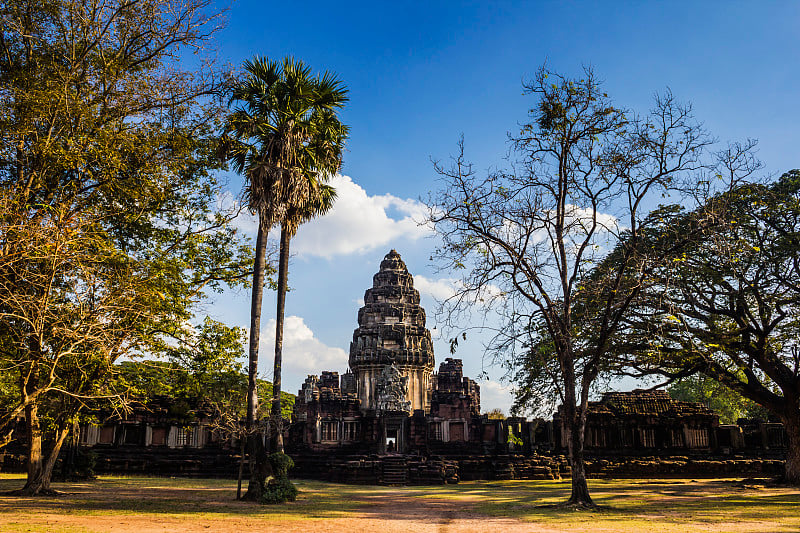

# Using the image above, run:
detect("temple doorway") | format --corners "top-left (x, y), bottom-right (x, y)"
top-left (386, 429), bottom-right (397, 452)
top-left (380, 418), bottom-right (406, 454)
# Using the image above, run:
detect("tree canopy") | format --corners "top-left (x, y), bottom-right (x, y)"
top-left (0, 0), bottom-right (252, 495)
top-left (666, 375), bottom-right (767, 425)
top-left (618, 170), bottom-right (800, 483)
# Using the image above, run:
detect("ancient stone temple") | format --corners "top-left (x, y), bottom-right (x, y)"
top-left (290, 250), bottom-right (484, 455)
top-left (349, 249), bottom-right (435, 412)
top-left (556, 390), bottom-right (720, 453)
top-left (54, 249), bottom-right (788, 483)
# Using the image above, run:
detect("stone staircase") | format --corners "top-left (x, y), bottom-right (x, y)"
top-left (491, 455), bottom-right (514, 479)
top-left (380, 455), bottom-right (408, 485)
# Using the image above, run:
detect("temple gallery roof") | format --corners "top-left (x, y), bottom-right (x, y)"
top-left (349, 250), bottom-right (434, 370)
top-left (588, 390), bottom-right (716, 418)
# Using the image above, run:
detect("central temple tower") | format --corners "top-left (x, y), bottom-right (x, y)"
top-left (348, 250), bottom-right (435, 412)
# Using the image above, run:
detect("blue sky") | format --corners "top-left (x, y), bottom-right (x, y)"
top-left (207, 1), bottom-right (800, 413)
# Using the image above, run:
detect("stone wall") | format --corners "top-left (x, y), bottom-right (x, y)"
top-left (288, 452), bottom-right (785, 485)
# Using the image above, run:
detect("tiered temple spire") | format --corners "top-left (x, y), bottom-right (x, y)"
top-left (349, 250), bottom-right (435, 411)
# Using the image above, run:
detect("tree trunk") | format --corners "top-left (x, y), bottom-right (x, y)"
top-left (566, 410), bottom-right (594, 507)
top-left (783, 412), bottom-right (800, 485)
top-left (36, 425), bottom-right (69, 494)
top-left (270, 224), bottom-right (290, 454)
top-left (22, 402), bottom-right (43, 494)
top-left (244, 223), bottom-right (268, 501)
top-left (559, 361), bottom-right (594, 507)
top-left (237, 435), bottom-right (246, 500)
top-left (19, 420), bottom-right (69, 496)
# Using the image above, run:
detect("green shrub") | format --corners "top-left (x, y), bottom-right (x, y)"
top-left (268, 452), bottom-right (294, 478)
top-left (260, 452), bottom-right (298, 504)
top-left (261, 476), bottom-right (298, 504)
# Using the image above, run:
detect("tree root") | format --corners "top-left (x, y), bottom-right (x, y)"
top-left (537, 501), bottom-right (608, 511)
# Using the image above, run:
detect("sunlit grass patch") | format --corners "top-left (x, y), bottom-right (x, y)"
top-left (469, 478), bottom-right (800, 532)
top-left (0, 475), bottom-right (365, 521)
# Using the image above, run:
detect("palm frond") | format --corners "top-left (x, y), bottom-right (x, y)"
top-left (222, 55), bottom-right (348, 231)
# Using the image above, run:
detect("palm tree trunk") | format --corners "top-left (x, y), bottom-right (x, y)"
top-left (236, 434), bottom-right (246, 500)
top-left (244, 223), bottom-right (268, 501)
top-left (271, 224), bottom-right (290, 453)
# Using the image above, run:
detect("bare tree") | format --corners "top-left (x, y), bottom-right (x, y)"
top-left (426, 66), bottom-right (710, 507)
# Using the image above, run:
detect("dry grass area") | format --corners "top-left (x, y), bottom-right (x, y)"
top-left (1, 474), bottom-right (799, 532)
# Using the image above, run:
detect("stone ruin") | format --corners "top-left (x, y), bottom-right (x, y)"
top-left (375, 362), bottom-right (412, 414)
top-left (284, 250), bottom-right (789, 483)
top-left (561, 390), bottom-right (720, 452)
top-left (349, 249), bottom-right (435, 412)
top-left (291, 250), bottom-right (482, 457)
top-left (3, 249), bottom-right (786, 483)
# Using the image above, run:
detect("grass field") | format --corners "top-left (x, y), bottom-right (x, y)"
top-left (1, 474), bottom-right (799, 532)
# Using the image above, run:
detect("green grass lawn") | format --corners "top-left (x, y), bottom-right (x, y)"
top-left (1, 474), bottom-right (799, 532)
top-left (429, 478), bottom-right (800, 530)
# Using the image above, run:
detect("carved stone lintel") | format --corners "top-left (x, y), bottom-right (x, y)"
top-left (376, 363), bottom-right (411, 414)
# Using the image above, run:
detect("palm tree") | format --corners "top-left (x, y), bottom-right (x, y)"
top-left (223, 56), bottom-right (348, 500)
top-left (271, 182), bottom-right (337, 453)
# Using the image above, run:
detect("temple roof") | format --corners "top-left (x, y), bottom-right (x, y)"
top-left (587, 390), bottom-right (716, 418)
top-left (379, 249), bottom-right (406, 271)
top-left (349, 250), bottom-right (434, 370)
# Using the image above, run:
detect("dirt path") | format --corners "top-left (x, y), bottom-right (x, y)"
top-left (329, 490), bottom-right (522, 533)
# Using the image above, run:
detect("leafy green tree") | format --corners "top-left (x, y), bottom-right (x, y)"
top-left (114, 330), bottom-right (294, 431)
top-left (222, 56), bottom-right (347, 500)
top-left (116, 319), bottom-right (250, 417)
top-left (667, 375), bottom-right (767, 424)
top-left (620, 170), bottom-right (800, 484)
top-left (484, 408), bottom-right (506, 420)
top-left (112, 322), bottom-right (293, 500)
top-left (427, 66), bottom-right (710, 507)
top-left (0, 0), bottom-right (251, 495)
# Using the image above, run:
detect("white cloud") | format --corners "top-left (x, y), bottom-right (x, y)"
top-left (260, 315), bottom-right (348, 378)
top-left (223, 174), bottom-right (430, 259)
top-left (564, 203), bottom-right (620, 234)
top-left (415, 274), bottom-right (504, 304)
top-left (291, 174), bottom-right (430, 258)
top-left (479, 379), bottom-right (515, 414)
top-left (414, 275), bottom-right (460, 301)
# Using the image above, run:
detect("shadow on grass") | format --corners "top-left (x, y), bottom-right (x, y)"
top-left (0, 476), bottom-right (366, 519)
top-left (466, 478), bottom-right (800, 526)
